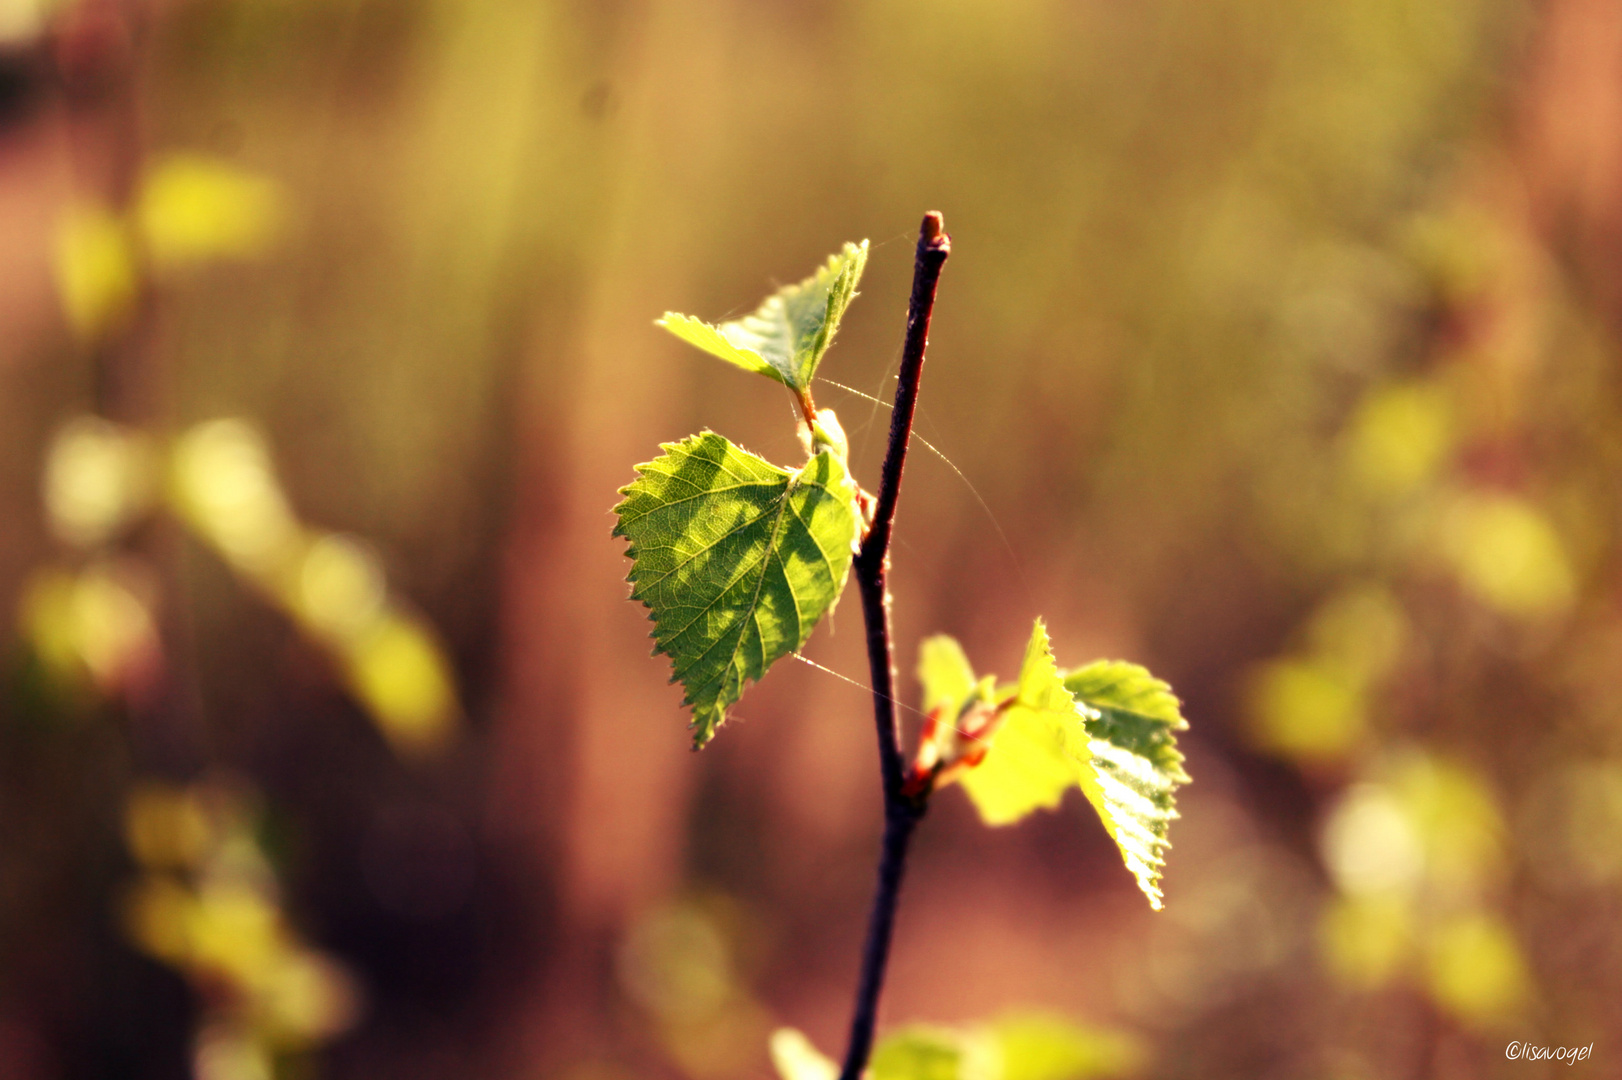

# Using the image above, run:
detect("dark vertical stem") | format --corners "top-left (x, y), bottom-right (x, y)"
top-left (839, 212), bottom-right (950, 1080)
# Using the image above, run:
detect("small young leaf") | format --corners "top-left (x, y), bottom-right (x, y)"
top-left (918, 634), bottom-right (978, 716)
top-left (959, 622), bottom-right (1091, 825)
top-left (956, 702), bottom-right (1075, 825)
top-left (657, 240), bottom-right (869, 392)
top-left (953, 621), bottom-right (1189, 909)
top-left (613, 432), bottom-right (861, 747)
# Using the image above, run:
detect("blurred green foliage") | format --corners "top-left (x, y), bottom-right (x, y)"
top-left (771, 1015), bottom-right (1143, 1080)
top-left (8, 0), bottom-right (1622, 1076)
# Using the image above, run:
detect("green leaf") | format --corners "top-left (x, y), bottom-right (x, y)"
top-left (991, 1015), bottom-right (1145, 1080)
top-left (1064, 661), bottom-right (1189, 787)
top-left (954, 621), bottom-right (1189, 909)
top-left (959, 621), bottom-right (1093, 825)
top-left (657, 240), bottom-right (869, 391)
top-left (957, 696), bottom-right (1075, 825)
top-left (613, 432), bottom-right (860, 747)
top-left (918, 635), bottom-right (978, 716)
top-left (1064, 659), bottom-right (1188, 910)
top-left (769, 1029), bottom-right (838, 1080)
top-left (873, 1026), bottom-right (997, 1080)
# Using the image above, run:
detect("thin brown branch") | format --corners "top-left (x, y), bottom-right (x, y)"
top-left (839, 211), bottom-right (950, 1080)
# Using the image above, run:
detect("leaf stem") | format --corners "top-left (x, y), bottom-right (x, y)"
top-left (840, 212), bottom-right (950, 1080)
top-left (794, 386), bottom-right (820, 430)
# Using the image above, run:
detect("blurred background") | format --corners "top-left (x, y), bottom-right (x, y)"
top-left (3, 0), bottom-right (1622, 1077)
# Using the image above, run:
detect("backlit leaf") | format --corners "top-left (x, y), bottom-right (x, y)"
top-left (657, 241), bottom-right (869, 391)
top-left (958, 622), bottom-right (1082, 825)
top-left (614, 431), bottom-right (861, 747)
top-left (1064, 656), bottom-right (1188, 911)
top-left (918, 634), bottom-right (978, 716)
top-left (957, 698), bottom-right (1075, 825)
top-left (955, 621), bottom-right (1189, 909)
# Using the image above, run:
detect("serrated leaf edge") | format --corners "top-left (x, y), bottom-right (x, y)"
top-left (654, 240), bottom-right (869, 391)
top-left (612, 431), bottom-right (858, 747)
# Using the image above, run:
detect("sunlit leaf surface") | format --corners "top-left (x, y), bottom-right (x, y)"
top-left (615, 431), bottom-right (860, 747)
top-left (918, 634), bottom-right (979, 716)
top-left (954, 621), bottom-right (1188, 909)
top-left (657, 241), bottom-right (868, 391)
top-left (1063, 656), bottom-right (1189, 911)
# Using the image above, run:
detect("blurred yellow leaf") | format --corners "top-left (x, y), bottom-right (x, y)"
top-left (1318, 753), bottom-right (1522, 1020)
top-left (121, 780), bottom-right (362, 1068)
top-left (0, 0), bottom-right (62, 43)
top-left (20, 561), bottom-right (160, 694)
top-left (662, 1000), bottom-right (775, 1080)
top-left (1423, 912), bottom-right (1531, 1028)
top-left (193, 1026), bottom-right (273, 1080)
top-left (1303, 584), bottom-right (1409, 685)
top-left (295, 533), bottom-right (386, 642)
top-left (991, 1014), bottom-right (1145, 1080)
top-left (1319, 894), bottom-right (1412, 989)
top-left (136, 154), bottom-right (286, 271)
top-left (18, 567), bottom-right (83, 681)
top-left (259, 951), bottom-right (362, 1043)
top-left (43, 417), bottom-right (157, 549)
top-left (1388, 752), bottom-right (1505, 897)
top-left (1245, 657), bottom-right (1366, 764)
top-left (1321, 784), bottom-right (1423, 897)
top-left (344, 613), bottom-right (458, 755)
top-left (54, 203), bottom-right (139, 339)
top-left (125, 784), bottom-right (213, 870)
top-left (872, 1025), bottom-right (994, 1080)
top-left (186, 881), bottom-right (283, 986)
top-left (1341, 380), bottom-right (1455, 499)
top-left (170, 419), bottom-right (302, 580)
top-left (617, 900), bottom-right (735, 1025)
top-left (122, 875), bottom-right (194, 964)
top-left (168, 419), bottom-right (461, 752)
top-left (784, 1016), bottom-right (1144, 1080)
top-left (1437, 490), bottom-right (1576, 618)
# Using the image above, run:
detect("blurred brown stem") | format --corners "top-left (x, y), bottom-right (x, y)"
top-left (839, 212), bottom-right (949, 1080)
